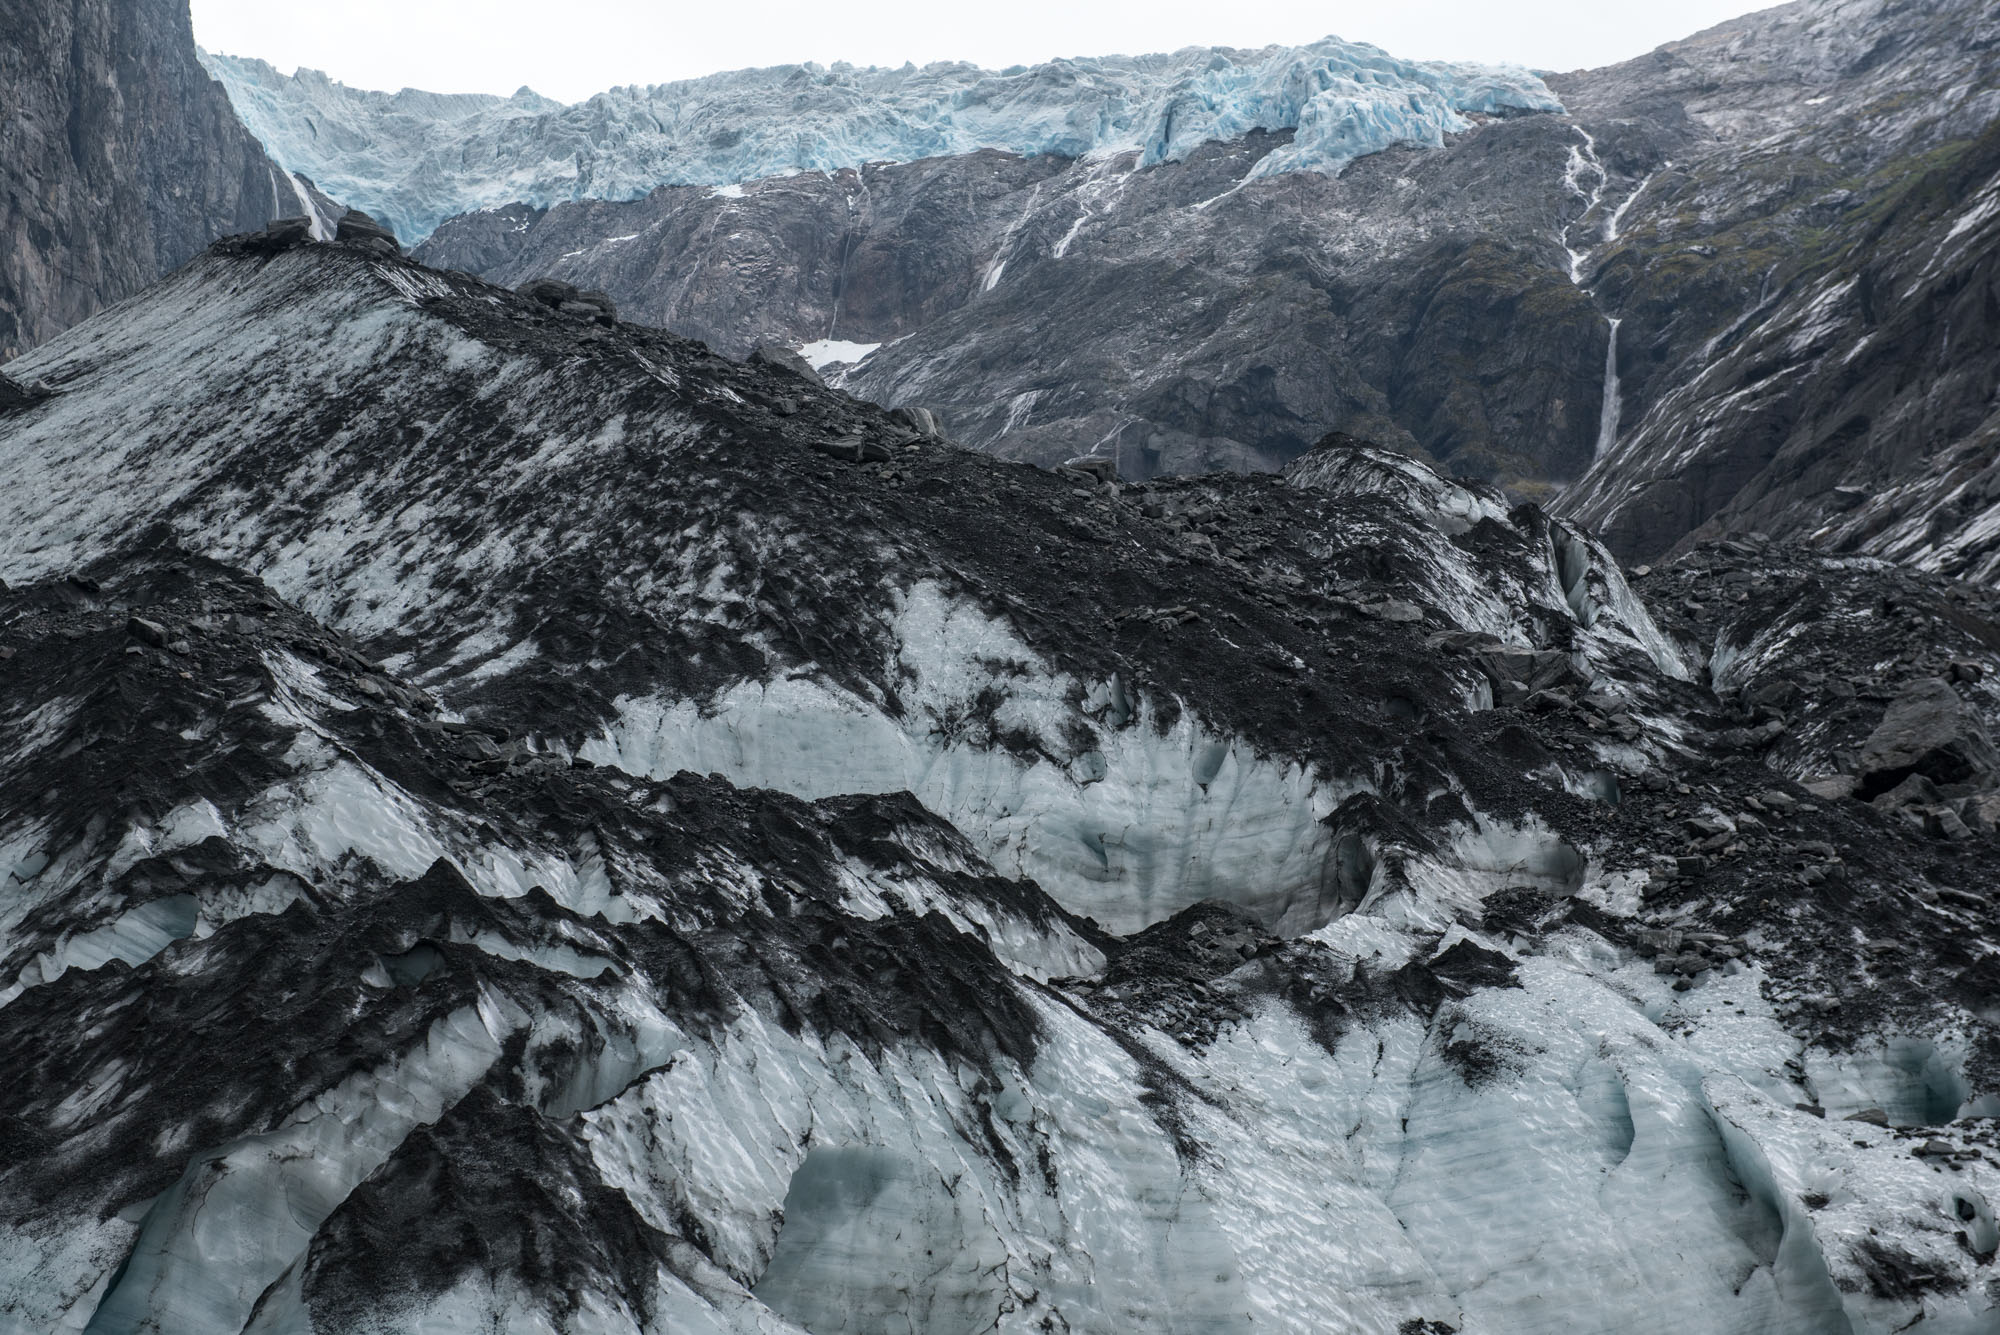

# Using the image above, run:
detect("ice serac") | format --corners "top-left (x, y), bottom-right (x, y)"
top-left (2, 238), bottom-right (1999, 1333)
top-left (198, 40), bottom-right (1561, 243)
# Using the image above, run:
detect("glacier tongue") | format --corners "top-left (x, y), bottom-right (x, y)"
top-left (197, 41), bottom-right (1561, 243)
top-left (3, 238), bottom-right (1999, 1334)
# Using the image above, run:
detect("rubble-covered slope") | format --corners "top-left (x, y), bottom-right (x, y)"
top-left (3, 238), bottom-right (2000, 1332)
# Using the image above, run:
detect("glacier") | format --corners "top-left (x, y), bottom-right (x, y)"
top-left (197, 41), bottom-right (1564, 243)
top-left (4, 232), bottom-right (1999, 1334)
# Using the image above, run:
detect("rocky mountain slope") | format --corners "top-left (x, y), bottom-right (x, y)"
top-left (415, 121), bottom-right (1613, 485)
top-left (338, 0), bottom-right (1995, 567)
top-left (1557, 0), bottom-right (2000, 573)
top-left (0, 0), bottom-right (323, 359)
top-left (4, 225), bottom-right (2000, 1334)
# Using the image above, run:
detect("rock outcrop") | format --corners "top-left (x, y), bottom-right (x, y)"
top-left (332, 208), bottom-right (400, 256)
top-left (1858, 678), bottom-right (2000, 798)
top-left (415, 124), bottom-right (1613, 484)
top-left (0, 0), bottom-right (304, 358)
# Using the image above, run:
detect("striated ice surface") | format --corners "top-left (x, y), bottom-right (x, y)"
top-left (84, 1004), bottom-right (514, 1335)
top-left (197, 41), bottom-right (1562, 242)
top-left (580, 580), bottom-right (1356, 937)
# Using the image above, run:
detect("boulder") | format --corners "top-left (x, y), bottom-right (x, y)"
top-left (515, 278), bottom-right (615, 325)
top-left (334, 209), bottom-right (400, 254)
top-left (1803, 774), bottom-right (1859, 801)
top-left (1473, 644), bottom-right (1589, 707)
top-left (892, 405), bottom-right (942, 436)
top-left (0, 373), bottom-right (50, 414)
top-left (1931, 806), bottom-right (1975, 841)
top-left (750, 344), bottom-right (824, 387)
top-left (1742, 677), bottom-right (1801, 712)
top-left (1857, 677), bottom-right (1999, 797)
top-left (1871, 772), bottom-right (1942, 810)
top-left (517, 277), bottom-right (579, 308)
top-left (1427, 629), bottom-right (1506, 655)
top-left (441, 720), bottom-right (510, 742)
top-left (244, 217), bottom-right (312, 254)
top-left (1063, 455), bottom-right (1118, 484)
top-left (454, 731), bottom-right (503, 762)
top-left (1713, 720), bottom-right (1786, 751)
top-left (126, 615), bottom-right (168, 647)
top-left (1959, 793), bottom-right (2000, 833)
top-left (810, 435), bottom-right (893, 463)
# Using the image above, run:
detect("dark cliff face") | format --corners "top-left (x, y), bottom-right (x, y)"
top-left (0, 0), bottom-right (296, 358)
top-left (413, 0), bottom-right (2000, 564)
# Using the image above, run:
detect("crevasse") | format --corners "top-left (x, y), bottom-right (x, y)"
top-left (198, 40), bottom-right (1563, 243)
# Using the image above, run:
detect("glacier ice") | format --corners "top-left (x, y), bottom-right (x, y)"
top-left (4, 237), bottom-right (1998, 1335)
top-left (80, 1004), bottom-right (512, 1335)
top-left (579, 580), bottom-right (1357, 937)
top-left (198, 41), bottom-right (1562, 243)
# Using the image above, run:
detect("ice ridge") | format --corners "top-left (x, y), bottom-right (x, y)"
top-left (198, 41), bottom-right (1563, 243)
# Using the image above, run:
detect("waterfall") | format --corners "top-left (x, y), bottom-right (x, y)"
top-left (1604, 170), bottom-right (1657, 243)
top-left (1559, 129), bottom-right (1648, 460)
top-left (1596, 317), bottom-right (1623, 457)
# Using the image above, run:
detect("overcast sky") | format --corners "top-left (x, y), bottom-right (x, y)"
top-left (191, 1), bottom-right (1774, 103)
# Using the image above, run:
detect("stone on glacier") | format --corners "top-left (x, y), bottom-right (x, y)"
top-left (197, 40), bottom-right (1562, 242)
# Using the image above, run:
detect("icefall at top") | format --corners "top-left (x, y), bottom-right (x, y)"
top-left (199, 40), bottom-right (1564, 243)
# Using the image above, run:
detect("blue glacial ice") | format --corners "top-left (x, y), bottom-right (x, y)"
top-left (199, 40), bottom-right (1564, 243)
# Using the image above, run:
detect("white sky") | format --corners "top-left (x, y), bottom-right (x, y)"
top-left (191, 1), bottom-right (1774, 104)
